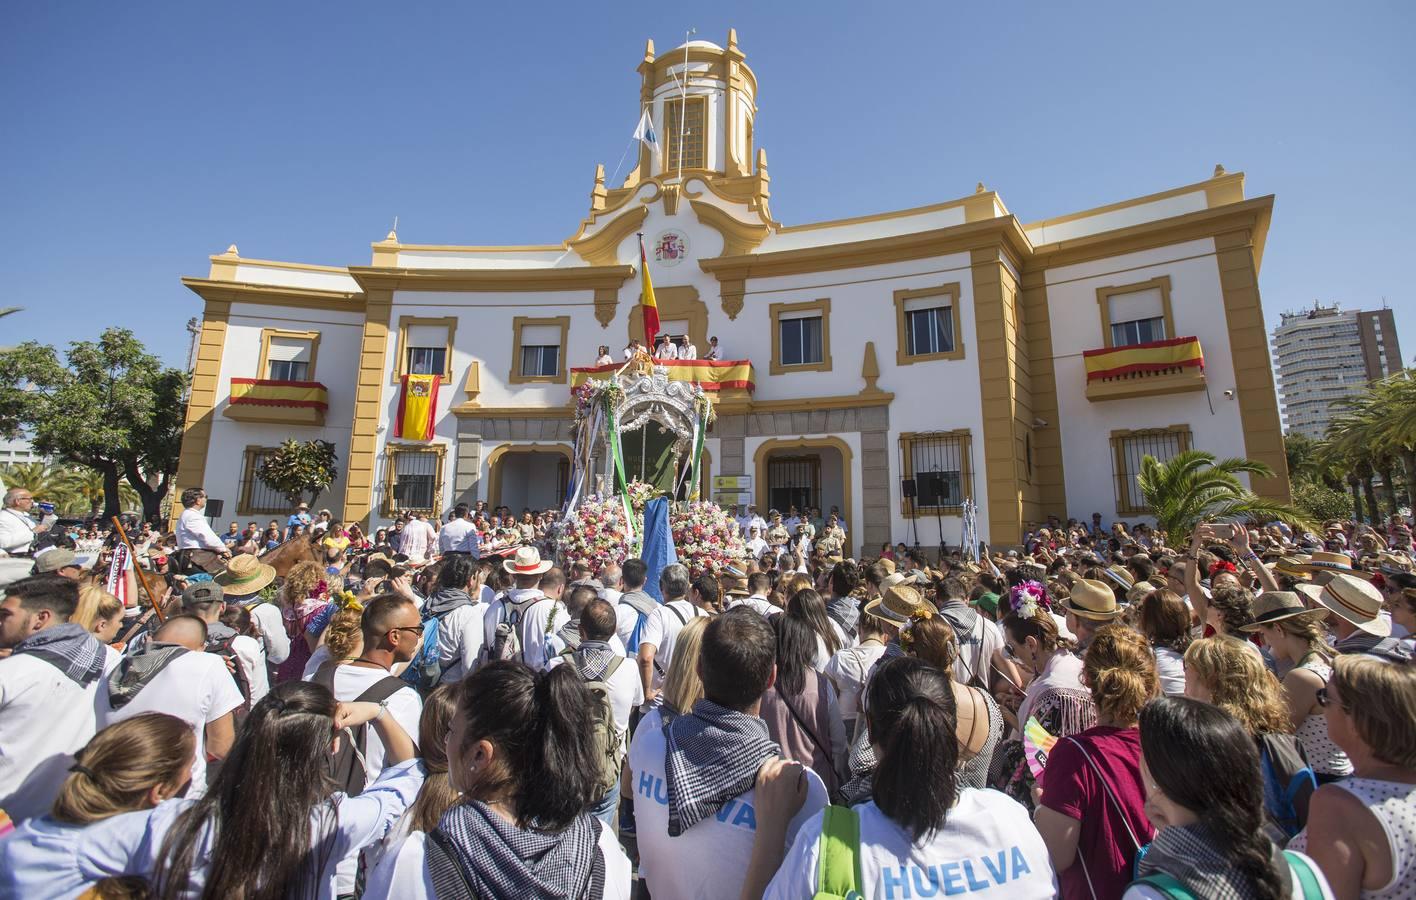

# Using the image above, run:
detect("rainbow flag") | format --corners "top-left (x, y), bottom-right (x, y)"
top-left (1083, 336), bottom-right (1204, 381)
top-left (638, 234), bottom-right (659, 349)
top-left (571, 359), bottom-right (755, 392)
top-left (229, 379), bottom-right (329, 410)
top-left (395, 374), bottom-right (440, 441)
top-left (1022, 716), bottom-right (1058, 779)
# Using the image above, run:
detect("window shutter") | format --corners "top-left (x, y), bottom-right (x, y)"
top-left (519, 324), bottom-right (562, 346)
top-left (267, 337), bottom-right (311, 362)
top-left (1108, 287), bottom-right (1164, 324)
top-left (405, 324), bottom-right (448, 349)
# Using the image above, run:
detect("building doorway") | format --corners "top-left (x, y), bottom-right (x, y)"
top-left (486, 446), bottom-right (572, 512)
top-left (767, 456), bottom-right (820, 514)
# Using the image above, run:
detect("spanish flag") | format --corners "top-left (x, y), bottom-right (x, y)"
top-left (395, 374), bottom-right (439, 440)
top-left (1082, 336), bottom-right (1204, 381)
top-left (638, 234), bottom-right (659, 349)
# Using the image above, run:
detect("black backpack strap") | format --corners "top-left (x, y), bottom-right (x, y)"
top-left (311, 657), bottom-right (342, 691)
top-left (355, 676), bottom-right (409, 705)
top-left (666, 603), bottom-right (690, 626)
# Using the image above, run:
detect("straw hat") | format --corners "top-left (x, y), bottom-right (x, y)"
top-left (1239, 591), bottom-right (1313, 631)
top-left (880, 572), bottom-right (908, 592)
top-left (1313, 573), bottom-right (1390, 637)
top-left (1061, 578), bottom-right (1119, 621)
top-left (1102, 565), bottom-right (1135, 590)
top-left (1273, 556), bottom-right (1312, 581)
top-left (1377, 552), bottom-right (1412, 575)
top-left (215, 554), bottom-right (276, 596)
top-left (725, 577), bottom-right (750, 598)
top-left (864, 583), bottom-right (933, 625)
top-left (503, 545), bottom-right (552, 575)
top-left (1301, 551), bottom-right (1357, 575)
top-left (878, 558), bottom-right (897, 575)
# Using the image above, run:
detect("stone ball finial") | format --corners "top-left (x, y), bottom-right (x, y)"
top-left (1214, 164), bottom-right (1226, 177)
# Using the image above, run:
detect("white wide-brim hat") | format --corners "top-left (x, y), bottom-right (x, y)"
top-left (503, 545), bottom-right (552, 575)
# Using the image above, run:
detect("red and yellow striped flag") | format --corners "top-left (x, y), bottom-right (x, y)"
top-left (395, 374), bottom-right (440, 440)
top-left (638, 234), bottom-right (659, 349)
top-left (1082, 336), bottom-right (1204, 381)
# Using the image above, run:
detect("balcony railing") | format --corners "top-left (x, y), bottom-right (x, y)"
top-left (570, 358), bottom-right (756, 395)
top-left (224, 378), bottom-right (329, 425)
top-left (1082, 336), bottom-right (1205, 402)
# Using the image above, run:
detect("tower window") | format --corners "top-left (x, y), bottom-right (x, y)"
top-left (665, 96), bottom-right (706, 170)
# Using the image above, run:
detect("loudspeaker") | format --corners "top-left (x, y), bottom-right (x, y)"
top-left (205, 498), bottom-right (224, 519)
top-left (916, 473), bottom-right (948, 508)
top-left (901, 478), bottom-right (917, 499)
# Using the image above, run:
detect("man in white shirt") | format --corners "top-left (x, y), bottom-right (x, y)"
top-left (310, 593), bottom-right (423, 783)
top-left (181, 581), bottom-right (268, 702)
top-left (630, 607), bottom-right (829, 900)
top-left (174, 487), bottom-right (231, 573)
top-left (399, 512), bottom-right (437, 563)
top-left (424, 554), bottom-right (488, 684)
top-left (729, 571), bottom-right (780, 618)
top-left (0, 488), bottom-right (47, 556)
top-left (624, 338), bottom-right (644, 360)
top-left (439, 503), bottom-right (476, 556)
top-left (97, 613), bottom-right (241, 797)
top-left (615, 558), bottom-right (657, 652)
top-left (745, 505), bottom-right (767, 536)
top-left (745, 525), bottom-right (768, 560)
top-left (599, 563), bottom-right (623, 605)
top-left (636, 564), bottom-right (710, 706)
top-left (655, 336), bottom-right (678, 360)
top-left (480, 548), bottom-right (566, 671)
top-left (680, 340), bottom-right (697, 360)
top-left (704, 335), bottom-right (722, 360)
top-left (0, 575), bottom-right (108, 822)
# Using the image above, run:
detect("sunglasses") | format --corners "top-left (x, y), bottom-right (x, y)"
top-left (388, 623), bottom-right (425, 638)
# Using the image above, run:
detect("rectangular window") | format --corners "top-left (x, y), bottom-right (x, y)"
top-left (510, 316), bottom-right (569, 384)
top-left (260, 331), bottom-right (318, 381)
top-left (1098, 277), bottom-right (1174, 349)
top-left (1111, 427), bottom-right (1191, 515)
top-left (779, 315), bottom-right (823, 366)
top-left (898, 431), bottom-right (971, 515)
top-left (238, 447), bottom-right (290, 516)
top-left (906, 306), bottom-right (955, 357)
top-left (407, 347), bottom-right (447, 377)
top-left (665, 96), bottom-right (706, 170)
top-left (385, 446), bottom-right (445, 516)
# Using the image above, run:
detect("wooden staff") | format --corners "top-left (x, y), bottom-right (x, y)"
top-left (111, 516), bottom-right (165, 624)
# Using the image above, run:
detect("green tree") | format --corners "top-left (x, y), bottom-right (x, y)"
top-left (0, 329), bottom-right (187, 521)
top-left (256, 440), bottom-right (339, 508)
top-left (1290, 480), bottom-right (1354, 523)
top-left (0, 462), bottom-right (80, 511)
top-left (1137, 449), bottom-right (1316, 541)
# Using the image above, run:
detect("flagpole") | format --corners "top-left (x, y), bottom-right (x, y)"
top-left (677, 27), bottom-right (694, 184)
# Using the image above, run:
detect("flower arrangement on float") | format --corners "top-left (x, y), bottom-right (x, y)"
top-left (555, 483), bottom-right (746, 577)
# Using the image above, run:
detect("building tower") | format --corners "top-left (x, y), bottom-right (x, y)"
top-left (1271, 303), bottom-right (1404, 438)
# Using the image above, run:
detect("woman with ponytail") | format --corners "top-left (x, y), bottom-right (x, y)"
top-left (1126, 697), bottom-right (1328, 899)
top-left (33, 680), bottom-right (421, 900)
top-left (744, 656), bottom-right (1057, 899)
top-left (1, 713), bottom-right (193, 899)
top-left (1034, 624), bottom-right (1159, 899)
top-left (364, 661), bottom-right (631, 899)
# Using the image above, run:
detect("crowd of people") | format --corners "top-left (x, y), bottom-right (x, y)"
top-left (1, 477), bottom-right (1414, 899)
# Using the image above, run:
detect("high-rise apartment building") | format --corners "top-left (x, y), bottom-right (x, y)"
top-left (1272, 304), bottom-right (1404, 438)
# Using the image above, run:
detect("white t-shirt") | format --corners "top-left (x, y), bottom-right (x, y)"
top-left (763, 791), bottom-right (1058, 900)
top-left (438, 518), bottom-right (474, 553)
top-left (246, 601), bottom-right (291, 666)
top-left (639, 600), bottom-right (708, 691)
top-left (96, 649), bottom-right (243, 796)
top-left (480, 590), bottom-right (567, 671)
top-left (630, 708), bottom-right (829, 900)
top-left (361, 821), bottom-right (632, 900)
top-left (436, 603), bottom-right (487, 683)
top-left (614, 591), bottom-right (656, 646)
top-left (681, 343), bottom-right (697, 359)
top-left (227, 632), bottom-right (269, 703)
top-left (321, 665), bottom-right (422, 783)
top-left (304, 644), bottom-right (335, 680)
top-left (728, 595), bottom-right (778, 618)
top-left (175, 506), bottom-right (226, 552)
top-left (824, 639), bottom-right (888, 725)
top-left (0, 507), bottom-right (37, 554)
top-left (0, 654), bottom-right (109, 823)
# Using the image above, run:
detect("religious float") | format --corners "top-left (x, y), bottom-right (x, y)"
top-left (555, 355), bottom-right (745, 575)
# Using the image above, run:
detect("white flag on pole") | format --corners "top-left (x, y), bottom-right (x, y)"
top-left (633, 109), bottom-right (661, 164)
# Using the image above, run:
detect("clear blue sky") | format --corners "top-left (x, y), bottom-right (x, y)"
top-left (4, 1), bottom-right (1413, 367)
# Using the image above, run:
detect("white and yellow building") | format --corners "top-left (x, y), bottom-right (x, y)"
top-left (175, 31), bottom-right (1290, 555)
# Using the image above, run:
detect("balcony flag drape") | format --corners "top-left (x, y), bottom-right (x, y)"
top-left (395, 374), bottom-right (440, 440)
top-left (638, 233), bottom-right (660, 350)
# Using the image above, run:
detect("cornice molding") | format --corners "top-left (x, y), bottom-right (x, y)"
top-left (565, 205), bottom-right (649, 267)
top-left (180, 278), bottom-right (365, 312)
top-left (346, 264), bottom-right (636, 293)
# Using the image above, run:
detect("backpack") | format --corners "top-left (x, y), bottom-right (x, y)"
top-left (568, 652), bottom-right (626, 799)
top-left (812, 805), bottom-right (864, 900)
top-left (488, 595), bottom-right (548, 664)
top-left (313, 660), bottom-right (407, 796)
top-left (1258, 732), bottom-right (1317, 841)
top-left (402, 607), bottom-right (452, 696)
top-left (1128, 850), bottom-right (1328, 899)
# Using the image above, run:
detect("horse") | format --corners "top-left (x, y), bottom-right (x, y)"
top-left (258, 533), bottom-right (329, 578)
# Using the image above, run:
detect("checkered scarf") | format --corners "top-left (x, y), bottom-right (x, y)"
top-left (106, 642), bottom-right (189, 710)
top-left (569, 640), bottom-right (618, 682)
top-left (1137, 823), bottom-right (1282, 900)
top-left (12, 623), bottom-right (105, 686)
top-left (425, 801), bottom-right (604, 900)
top-left (664, 699), bottom-right (780, 836)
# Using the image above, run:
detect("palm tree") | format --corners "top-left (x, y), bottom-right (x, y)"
top-left (1137, 450), bottom-right (1316, 541)
top-left (67, 467), bottom-right (141, 517)
top-left (0, 462), bottom-right (80, 511)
